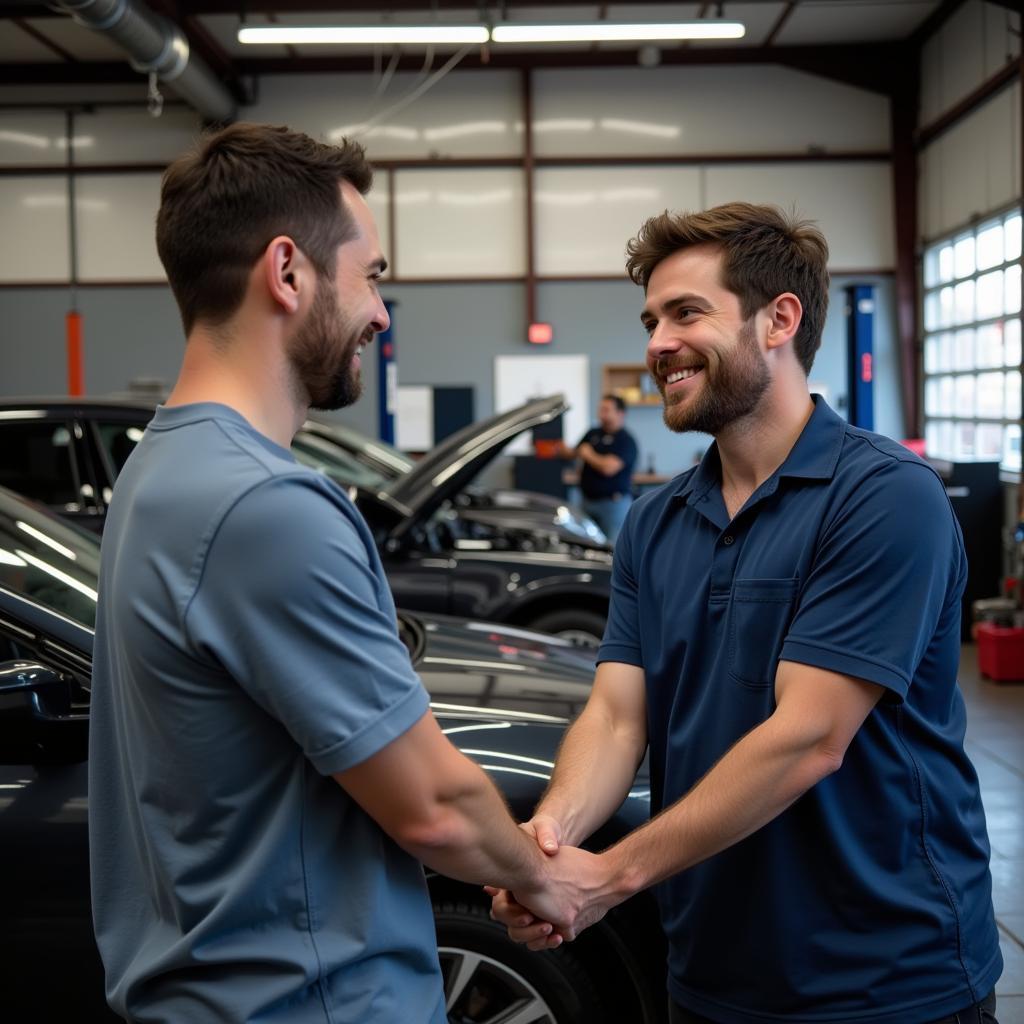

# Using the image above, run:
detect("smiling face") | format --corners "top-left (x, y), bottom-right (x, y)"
top-left (641, 244), bottom-right (771, 436)
top-left (287, 181), bottom-right (390, 411)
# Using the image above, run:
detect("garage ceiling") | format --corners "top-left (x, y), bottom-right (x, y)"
top-left (0, 1), bottom-right (1016, 109)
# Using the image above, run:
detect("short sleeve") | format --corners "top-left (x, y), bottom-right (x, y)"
top-left (597, 508), bottom-right (644, 667)
top-left (780, 460), bottom-right (965, 701)
top-left (185, 475), bottom-right (429, 775)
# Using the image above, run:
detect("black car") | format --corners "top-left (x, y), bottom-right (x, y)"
top-left (298, 415), bottom-right (609, 549)
top-left (0, 486), bottom-right (664, 1023)
top-left (0, 396), bottom-right (614, 647)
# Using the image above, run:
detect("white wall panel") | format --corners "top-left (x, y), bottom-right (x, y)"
top-left (534, 165), bottom-right (702, 276)
top-left (73, 108), bottom-right (200, 165)
top-left (365, 169), bottom-right (391, 280)
top-left (0, 177), bottom-right (70, 282)
top-left (75, 174), bottom-right (164, 282)
top-left (533, 66), bottom-right (889, 157)
top-left (244, 71), bottom-right (523, 160)
top-left (0, 111), bottom-right (73, 167)
top-left (704, 163), bottom-right (895, 270)
top-left (919, 83), bottom-right (1021, 240)
top-left (394, 168), bottom-right (524, 278)
top-left (920, 0), bottom-right (1021, 128)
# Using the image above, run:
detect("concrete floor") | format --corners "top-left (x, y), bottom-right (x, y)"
top-left (961, 644), bottom-right (1024, 1023)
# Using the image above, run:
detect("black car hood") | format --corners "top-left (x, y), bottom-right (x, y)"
top-left (382, 395), bottom-right (569, 544)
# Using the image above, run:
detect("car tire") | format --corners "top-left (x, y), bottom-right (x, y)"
top-left (434, 898), bottom-right (608, 1024)
top-left (527, 608), bottom-right (606, 649)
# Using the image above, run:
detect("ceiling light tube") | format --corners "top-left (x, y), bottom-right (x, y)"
top-left (491, 21), bottom-right (745, 43)
top-left (238, 25), bottom-right (489, 46)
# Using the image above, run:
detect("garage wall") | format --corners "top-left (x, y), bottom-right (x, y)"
top-left (0, 62), bottom-right (902, 453)
top-left (917, 1), bottom-right (1022, 242)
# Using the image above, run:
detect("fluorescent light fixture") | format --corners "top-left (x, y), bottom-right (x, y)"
top-left (492, 21), bottom-right (746, 43)
top-left (238, 25), bottom-right (489, 45)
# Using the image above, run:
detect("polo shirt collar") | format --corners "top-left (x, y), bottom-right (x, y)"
top-left (672, 394), bottom-right (845, 505)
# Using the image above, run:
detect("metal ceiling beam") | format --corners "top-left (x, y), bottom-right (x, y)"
top-left (169, 0), bottom-right (823, 10)
top-left (763, 2), bottom-right (797, 49)
top-left (221, 42), bottom-right (903, 96)
top-left (907, 0), bottom-right (965, 47)
top-left (0, 41), bottom-right (905, 96)
top-left (12, 17), bottom-right (79, 62)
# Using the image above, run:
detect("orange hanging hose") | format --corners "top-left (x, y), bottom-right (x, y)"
top-left (66, 309), bottom-right (83, 396)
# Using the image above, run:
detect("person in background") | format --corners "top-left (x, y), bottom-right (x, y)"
top-left (560, 393), bottom-right (638, 543)
top-left (88, 122), bottom-right (577, 1024)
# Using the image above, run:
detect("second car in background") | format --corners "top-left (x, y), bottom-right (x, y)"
top-left (0, 395), bottom-right (614, 647)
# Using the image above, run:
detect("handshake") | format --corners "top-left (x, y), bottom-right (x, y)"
top-left (483, 813), bottom-right (632, 951)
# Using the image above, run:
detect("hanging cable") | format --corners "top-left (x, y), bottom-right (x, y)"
top-left (353, 43), bottom-right (474, 139)
top-left (147, 70), bottom-right (164, 118)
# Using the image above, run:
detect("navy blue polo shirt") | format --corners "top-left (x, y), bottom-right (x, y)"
top-left (599, 396), bottom-right (1001, 1023)
top-left (578, 426), bottom-right (638, 499)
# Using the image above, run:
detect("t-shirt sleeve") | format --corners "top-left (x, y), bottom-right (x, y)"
top-left (780, 459), bottom-right (964, 701)
top-left (185, 475), bottom-right (429, 775)
top-left (597, 507), bottom-right (644, 667)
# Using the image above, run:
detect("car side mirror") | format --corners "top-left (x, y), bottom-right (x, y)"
top-left (0, 661), bottom-right (88, 764)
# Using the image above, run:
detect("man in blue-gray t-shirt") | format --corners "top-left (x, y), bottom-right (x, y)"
top-left (89, 123), bottom-right (577, 1024)
top-left (491, 203), bottom-right (1002, 1023)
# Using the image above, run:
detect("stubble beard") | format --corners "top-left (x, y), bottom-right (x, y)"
top-left (658, 318), bottom-right (770, 436)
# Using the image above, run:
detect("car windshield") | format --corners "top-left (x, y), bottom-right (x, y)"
top-left (304, 420), bottom-right (413, 478)
top-left (0, 487), bottom-right (100, 629)
top-left (292, 432), bottom-right (390, 491)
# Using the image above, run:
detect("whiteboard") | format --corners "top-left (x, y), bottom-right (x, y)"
top-left (494, 354), bottom-right (589, 455)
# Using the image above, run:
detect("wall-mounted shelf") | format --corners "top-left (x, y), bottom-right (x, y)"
top-left (602, 363), bottom-right (661, 406)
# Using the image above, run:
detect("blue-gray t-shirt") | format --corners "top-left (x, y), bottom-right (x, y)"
top-left (599, 396), bottom-right (1001, 1023)
top-left (89, 403), bottom-right (446, 1024)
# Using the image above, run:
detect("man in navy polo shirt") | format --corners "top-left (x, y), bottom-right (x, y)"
top-left (489, 202), bottom-right (1002, 1023)
top-left (561, 394), bottom-right (639, 543)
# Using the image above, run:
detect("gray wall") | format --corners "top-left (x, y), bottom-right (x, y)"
top-left (0, 272), bottom-right (904, 487)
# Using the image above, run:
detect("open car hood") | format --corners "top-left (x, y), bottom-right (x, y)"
top-left (381, 395), bottom-right (568, 544)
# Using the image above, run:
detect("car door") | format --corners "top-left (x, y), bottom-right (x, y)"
top-left (0, 593), bottom-right (113, 1020)
top-left (0, 414), bottom-right (105, 532)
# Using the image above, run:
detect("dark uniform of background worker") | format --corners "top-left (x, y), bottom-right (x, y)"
top-left (559, 393), bottom-right (638, 543)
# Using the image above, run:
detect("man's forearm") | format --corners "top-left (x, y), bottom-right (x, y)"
top-left (401, 761), bottom-right (547, 892)
top-left (601, 713), bottom-right (841, 897)
top-left (535, 703), bottom-right (647, 847)
top-left (577, 444), bottom-right (622, 477)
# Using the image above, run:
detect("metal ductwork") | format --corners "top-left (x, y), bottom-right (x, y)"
top-left (53, 0), bottom-right (237, 123)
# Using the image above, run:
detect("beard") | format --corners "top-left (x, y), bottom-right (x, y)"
top-left (654, 318), bottom-right (770, 435)
top-left (288, 280), bottom-right (370, 412)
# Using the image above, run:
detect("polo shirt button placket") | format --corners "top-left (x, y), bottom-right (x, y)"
top-left (723, 535), bottom-right (735, 546)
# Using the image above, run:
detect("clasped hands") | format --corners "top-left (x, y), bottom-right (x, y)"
top-left (484, 814), bottom-right (618, 952)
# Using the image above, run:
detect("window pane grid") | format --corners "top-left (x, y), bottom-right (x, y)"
top-left (922, 209), bottom-right (1023, 467)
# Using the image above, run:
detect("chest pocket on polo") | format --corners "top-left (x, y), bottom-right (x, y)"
top-left (728, 578), bottom-right (800, 688)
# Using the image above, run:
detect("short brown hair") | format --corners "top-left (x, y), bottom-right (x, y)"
top-left (625, 202), bottom-right (830, 374)
top-left (156, 122), bottom-right (373, 335)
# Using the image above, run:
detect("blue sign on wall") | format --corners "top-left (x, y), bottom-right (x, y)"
top-left (845, 285), bottom-right (875, 431)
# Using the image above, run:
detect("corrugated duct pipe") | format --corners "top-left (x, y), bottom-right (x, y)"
top-left (52, 0), bottom-right (236, 123)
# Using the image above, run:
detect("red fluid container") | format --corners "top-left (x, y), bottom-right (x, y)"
top-left (976, 622), bottom-right (1024, 682)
